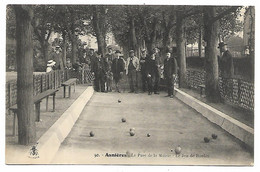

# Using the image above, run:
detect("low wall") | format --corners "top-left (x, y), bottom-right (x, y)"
top-left (186, 68), bottom-right (254, 111)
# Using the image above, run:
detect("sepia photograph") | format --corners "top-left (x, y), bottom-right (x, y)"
top-left (4, 1), bottom-right (255, 166)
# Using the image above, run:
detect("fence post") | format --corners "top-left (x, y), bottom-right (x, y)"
top-left (33, 75), bottom-right (35, 96)
top-left (47, 72), bottom-right (50, 90)
top-left (238, 79), bottom-right (241, 105)
top-left (54, 71), bottom-right (56, 89)
top-left (8, 82), bottom-right (11, 115)
top-left (57, 70), bottom-right (59, 87)
top-left (40, 75), bottom-right (43, 92)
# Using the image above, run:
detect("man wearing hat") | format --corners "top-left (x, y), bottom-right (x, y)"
top-left (126, 50), bottom-right (140, 93)
top-left (105, 47), bottom-right (114, 62)
top-left (218, 42), bottom-right (234, 78)
top-left (145, 53), bottom-right (157, 95)
top-left (46, 60), bottom-right (56, 73)
top-left (152, 47), bottom-right (162, 94)
top-left (111, 50), bottom-right (125, 93)
top-left (218, 42), bottom-right (234, 102)
top-left (140, 49), bottom-right (148, 92)
top-left (91, 52), bottom-right (106, 92)
top-left (52, 46), bottom-right (63, 70)
top-left (163, 52), bottom-right (178, 98)
top-left (87, 48), bottom-right (96, 71)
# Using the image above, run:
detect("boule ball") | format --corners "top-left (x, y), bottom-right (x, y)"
top-left (130, 130), bottom-right (135, 136)
top-left (121, 118), bottom-right (126, 122)
top-left (147, 133), bottom-right (151, 137)
top-left (90, 131), bottom-right (95, 137)
top-left (204, 137), bottom-right (210, 143)
top-left (212, 134), bottom-right (218, 139)
top-left (175, 145), bottom-right (182, 154)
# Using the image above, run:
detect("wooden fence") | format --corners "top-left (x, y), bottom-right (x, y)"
top-left (6, 69), bottom-right (73, 114)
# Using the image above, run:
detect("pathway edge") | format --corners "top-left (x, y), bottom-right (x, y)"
top-left (175, 88), bottom-right (254, 149)
top-left (27, 86), bottom-right (94, 164)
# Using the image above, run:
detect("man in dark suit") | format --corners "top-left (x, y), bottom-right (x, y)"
top-left (153, 48), bottom-right (162, 94)
top-left (163, 52), bottom-right (178, 98)
top-left (88, 48), bottom-right (96, 71)
top-left (218, 42), bottom-right (234, 101)
top-left (140, 49), bottom-right (148, 92)
top-left (91, 52), bottom-right (106, 92)
top-left (112, 50), bottom-right (125, 93)
top-left (145, 54), bottom-right (157, 95)
top-left (218, 42), bottom-right (234, 78)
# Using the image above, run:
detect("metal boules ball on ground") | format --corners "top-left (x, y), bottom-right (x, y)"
top-left (121, 118), bottom-right (126, 122)
top-left (90, 131), bottom-right (95, 137)
top-left (204, 137), bottom-right (210, 143)
top-left (212, 134), bottom-right (218, 139)
top-left (175, 145), bottom-right (182, 154)
top-left (130, 130), bottom-right (135, 136)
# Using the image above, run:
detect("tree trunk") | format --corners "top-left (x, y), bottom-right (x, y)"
top-left (176, 11), bottom-right (187, 88)
top-left (62, 31), bottom-right (67, 69)
top-left (129, 16), bottom-right (138, 55)
top-left (41, 41), bottom-right (49, 65)
top-left (93, 6), bottom-right (106, 57)
top-left (204, 7), bottom-right (221, 102)
top-left (70, 10), bottom-right (77, 64)
top-left (122, 45), bottom-right (129, 60)
top-left (146, 40), bottom-right (153, 55)
top-left (14, 5), bottom-right (36, 145)
top-left (71, 31), bottom-right (77, 64)
top-left (198, 25), bottom-right (202, 58)
top-left (162, 27), bottom-right (171, 59)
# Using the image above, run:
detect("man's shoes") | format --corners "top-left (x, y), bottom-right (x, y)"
top-left (148, 92), bottom-right (152, 95)
top-left (128, 91), bottom-right (134, 93)
top-left (165, 95), bottom-right (170, 97)
top-left (154, 92), bottom-right (160, 94)
top-left (117, 90), bottom-right (121, 93)
top-left (135, 91), bottom-right (138, 94)
top-left (170, 95), bottom-right (174, 98)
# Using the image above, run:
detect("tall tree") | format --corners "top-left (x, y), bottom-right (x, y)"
top-left (14, 5), bottom-right (36, 145)
top-left (68, 6), bottom-right (78, 64)
top-left (32, 5), bottom-right (56, 64)
top-left (176, 10), bottom-right (187, 88)
top-left (175, 6), bottom-right (202, 88)
top-left (128, 7), bottom-right (138, 54)
top-left (203, 6), bottom-right (240, 102)
top-left (140, 6), bottom-right (159, 55)
top-left (91, 5), bottom-right (109, 57)
top-left (161, 7), bottom-right (176, 58)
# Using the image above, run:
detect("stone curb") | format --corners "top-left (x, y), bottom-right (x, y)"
top-left (27, 86), bottom-right (94, 164)
top-left (175, 88), bottom-right (254, 149)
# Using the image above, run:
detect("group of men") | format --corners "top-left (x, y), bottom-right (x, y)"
top-left (89, 47), bottom-right (178, 98)
top-left (90, 49), bottom-right (125, 93)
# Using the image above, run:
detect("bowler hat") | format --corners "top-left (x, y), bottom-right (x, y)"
top-left (218, 42), bottom-right (227, 48)
top-left (129, 50), bottom-right (134, 53)
top-left (115, 50), bottom-right (121, 54)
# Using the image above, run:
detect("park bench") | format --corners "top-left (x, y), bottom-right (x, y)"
top-left (61, 78), bottom-right (77, 98)
top-left (198, 84), bottom-right (206, 97)
top-left (9, 89), bottom-right (59, 136)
